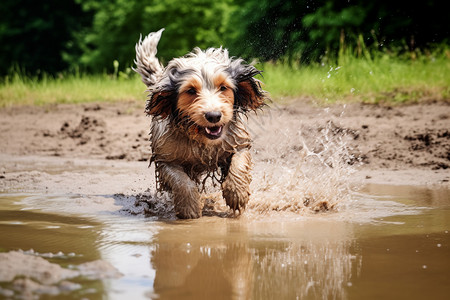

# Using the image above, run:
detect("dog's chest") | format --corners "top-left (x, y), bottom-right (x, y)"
top-left (150, 123), bottom-right (232, 168)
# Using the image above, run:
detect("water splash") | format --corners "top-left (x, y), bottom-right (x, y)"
top-left (247, 110), bottom-right (359, 216)
top-left (131, 105), bottom-right (359, 218)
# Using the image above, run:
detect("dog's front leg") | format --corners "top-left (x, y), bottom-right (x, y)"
top-left (222, 150), bottom-right (252, 214)
top-left (158, 163), bottom-right (202, 219)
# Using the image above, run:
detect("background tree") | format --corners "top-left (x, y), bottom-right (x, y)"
top-left (0, 0), bottom-right (448, 74)
top-left (229, 0), bottom-right (449, 63)
top-left (71, 0), bottom-right (233, 72)
top-left (0, 0), bottom-right (90, 75)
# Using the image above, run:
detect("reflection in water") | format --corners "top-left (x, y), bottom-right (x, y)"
top-left (0, 194), bottom-right (106, 299)
top-left (95, 217), bottom-right (158, 300)
top-left (150, 219), bottom-right (361, 299)
top-left (0, 195), bottom-right (101, 261)
top-left (252, 240), bottom-right (360, 299)
top-left (362, 184), bottom-right (450, 207)
top-left (152, 241), bottom-right (252, 299)
top-left (1, 186), bottom-right (448, 299)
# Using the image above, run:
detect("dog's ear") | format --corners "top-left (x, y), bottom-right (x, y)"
top-left (229, 61), bottom-right (268, 111)
top-left (145, 89), bottom-right (176, 119)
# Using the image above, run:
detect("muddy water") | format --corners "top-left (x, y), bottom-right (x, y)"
top-left (1, 184), bottom-right (449, 299)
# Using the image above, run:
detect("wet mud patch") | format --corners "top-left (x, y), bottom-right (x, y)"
top-left (56, 114), bottom-right (150, 161)
top-left (118, 191), bottom-right (240, 219)
top-left (404, 129), bottom-right (450, 169)
top-left (115, 192), bottom-right (175, 219)
top-left (60, 115), bottom-right (106, 146)
top-left (0, 102), bottom-right (151, 161)
top-left (0, 250), bottom-right (122, 299)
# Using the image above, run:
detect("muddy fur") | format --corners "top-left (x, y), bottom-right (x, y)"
top-left (134, 29), bottom-right (268, 218)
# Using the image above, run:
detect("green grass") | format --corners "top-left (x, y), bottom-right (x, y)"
top-left (0, 71), bottom-right (146, 107)
top-left (258, 46), bottom-right (450, 104)
top-left (1, 47), bottom-right (449, 107)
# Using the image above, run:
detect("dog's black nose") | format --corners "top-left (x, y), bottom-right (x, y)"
top-left (205, 111), bottom-right (222, 123)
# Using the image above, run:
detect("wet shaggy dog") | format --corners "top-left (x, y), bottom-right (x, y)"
top-left (134, 29), bottom-right (268, 219)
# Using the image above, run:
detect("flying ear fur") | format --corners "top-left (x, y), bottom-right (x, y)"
top-left (236, 77), bottom-right (267, 111)
top-left (229, 61), bottom-right (269, 111)
top-left (145, 90), bottom-right (176, 119)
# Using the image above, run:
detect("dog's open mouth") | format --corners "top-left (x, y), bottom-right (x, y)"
top-left (204, 126), bottom-right (223, 139)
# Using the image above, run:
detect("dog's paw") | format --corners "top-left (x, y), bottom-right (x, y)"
top-left (173, 187), bottom-right (203, 219)
top-left (175, 205), bottom-right (202, 219)
top-left (222, 185), bottom-right (249, 214)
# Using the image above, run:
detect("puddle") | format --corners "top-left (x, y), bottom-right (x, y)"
top-left (1, 184), bottom-right (449, 299)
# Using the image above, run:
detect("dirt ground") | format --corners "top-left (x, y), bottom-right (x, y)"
top-left (0, 99), bottom-right (449, 187)
top-left (1, 99), bottom-right (449, 299)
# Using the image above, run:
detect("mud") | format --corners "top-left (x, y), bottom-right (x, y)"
top-left (0, 99), bottom-right (449, 299)
top-left (1, 185), bottom-right (449, 299)
top-left (0, 250), bottom-right (122, 298)
top-left (0, 101), bottom-right (150, 161)
top-left (0, 100), bottom-right (449, 175)
top-left (0, 100), bottom-right (449, 216)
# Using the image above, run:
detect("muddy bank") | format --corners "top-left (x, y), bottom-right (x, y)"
top-left (0, 100), bottom-right (449, 188)
top-left (0, 100), bottom-right (449, 299)
top-left (0, 250), bottom-right (122, 298)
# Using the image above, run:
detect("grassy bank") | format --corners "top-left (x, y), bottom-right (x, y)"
top-left (0, 72), bottom-right (146, 107)
top-left (259, 46), bottom-right (450, 104)
top-left (1, 48), bottom-right (449, 107)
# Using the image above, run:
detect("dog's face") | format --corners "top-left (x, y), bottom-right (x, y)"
top-left (176, 68), bottom-right (235, 143)
top-left (146, 48), bottom-right (266, 144)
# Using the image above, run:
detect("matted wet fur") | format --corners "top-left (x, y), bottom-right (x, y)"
top-left (134, 29), bottom-right (268, 219)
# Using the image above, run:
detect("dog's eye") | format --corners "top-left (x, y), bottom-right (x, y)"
top-left (186, 88), bottom-right (197, 95)
top-left (219, 85), bottom-right (228, 91)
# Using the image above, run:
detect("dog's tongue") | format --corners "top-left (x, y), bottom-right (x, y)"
top-left (205, 126), bottom-right (222, 136)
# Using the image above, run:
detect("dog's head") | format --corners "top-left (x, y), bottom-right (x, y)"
top-left (144, 46), bottom-right (268, 144)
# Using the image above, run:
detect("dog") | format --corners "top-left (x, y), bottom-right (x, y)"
top-left (134, 29), bottom-right (268, 219)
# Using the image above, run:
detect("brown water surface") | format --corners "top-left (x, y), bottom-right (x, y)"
top-left (0, 184), bottom-right (449, 299)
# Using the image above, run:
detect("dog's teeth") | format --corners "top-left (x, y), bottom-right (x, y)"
top-left (205, 126), bottom-right (222, 136)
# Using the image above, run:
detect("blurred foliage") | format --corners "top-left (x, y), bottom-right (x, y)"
top-left (64, 0), bottom-right (233, 72)
top-left (0, 0), bottom-right (448, 74)
top-left (0, 0), bottom-right (91, 75)
top-left (227, 0), bottom-right (449, 63)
